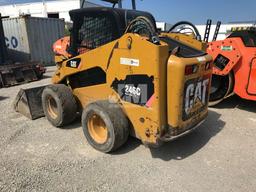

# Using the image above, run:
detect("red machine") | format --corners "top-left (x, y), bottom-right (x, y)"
top-left (208, 26), bottom-right (256, 105)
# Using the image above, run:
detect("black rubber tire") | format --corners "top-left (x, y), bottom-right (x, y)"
top-left (209, 73), bottom-right (234, 106)
top-left (42, 84), bottom-right (77, 127)
top-left (82, 101), bottom-right (129, 153)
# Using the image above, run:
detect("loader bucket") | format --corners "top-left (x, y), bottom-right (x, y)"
top-left (13, 86), bottom-right (46, 120)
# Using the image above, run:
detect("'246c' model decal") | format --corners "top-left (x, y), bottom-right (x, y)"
top-left (111, 75), bottom-right (154, 106)
top-left (183, 77), bottom-right (210, 121)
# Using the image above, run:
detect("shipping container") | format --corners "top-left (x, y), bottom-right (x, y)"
top-left (156, 22), bottom-right (172, 32)
top-left (0, 14), bottom-right (7, 64)
top-left (2, 16), bottom-right (64, 66)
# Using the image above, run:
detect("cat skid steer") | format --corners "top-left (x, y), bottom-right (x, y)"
top-left (14, 7), bottom-right (212, 152)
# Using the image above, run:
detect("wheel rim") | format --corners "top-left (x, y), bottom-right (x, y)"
top-left (209, 73), bottom-right (233, 106)
top-left (87, 113), bottom-right (108, 144)
top-left (46, 96), bottom-right (58, 119)
top-left (210, 75), bottom-right (221, 94)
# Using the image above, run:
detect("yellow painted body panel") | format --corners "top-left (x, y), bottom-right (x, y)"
top-left (53, 34), bottom-right (169, 144)
top-left (167, 55), bottom-right (212, 129)
top-left (52, 33), bottom-right (212, 145)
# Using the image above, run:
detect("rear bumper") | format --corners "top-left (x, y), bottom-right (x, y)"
top-left (159, 115), bottom-right (207, 142)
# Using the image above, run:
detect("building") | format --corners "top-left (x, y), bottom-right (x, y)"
top-left (156, 22), bottom-right (172, 32)
top-left (0, 0), bottom-right (99, 22)
top-left (2, 1), bottom-right (253, 39)
top-left (195, 21), bottom-right (256, 41)
top-left (0, 0), bottom-right (171, 30)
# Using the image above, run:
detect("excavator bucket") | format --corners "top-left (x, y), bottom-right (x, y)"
top-left (13, 86), bottom-right (46, 120)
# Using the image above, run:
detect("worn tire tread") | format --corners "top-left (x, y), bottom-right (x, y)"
top-left (82, 101), bottom-right (129, 153)
top-left (42, 84), bottom-right (77, 127)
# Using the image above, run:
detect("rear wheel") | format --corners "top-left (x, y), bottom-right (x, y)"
top-left (209, 73), bottom-right (234, 106)
top-left (42, 84), bottom-right (77, 127)
top-left (82, 101), bottom-right (129, 153)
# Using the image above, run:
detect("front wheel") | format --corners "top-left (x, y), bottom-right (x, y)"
top-left (42, 84), bottom-right (77, 127)
top-left (81, 101), bottom-right (129, 153)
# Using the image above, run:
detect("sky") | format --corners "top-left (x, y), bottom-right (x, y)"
top-left (1, 0), bottom-right (256, 24)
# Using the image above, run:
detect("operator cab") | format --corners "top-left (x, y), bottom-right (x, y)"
top-left (68, 7), bottom-right (207, 59)
top-left (68, 7), bottom-right (156, 55)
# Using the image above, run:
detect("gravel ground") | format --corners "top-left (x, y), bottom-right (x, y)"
top-left (0, 66), bottom-right (256, 192)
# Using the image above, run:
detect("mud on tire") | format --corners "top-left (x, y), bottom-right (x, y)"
top-left (82, 101), bottom-right (129, 153)
top-left (42, 84), bottom-right (77, 127)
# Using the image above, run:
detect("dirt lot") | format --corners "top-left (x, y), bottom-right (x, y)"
top-left (0, 66), bottom-right (256, 192)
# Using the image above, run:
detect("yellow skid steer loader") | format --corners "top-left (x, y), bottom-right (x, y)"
top-left (14, 7), bottom-right (212, 152)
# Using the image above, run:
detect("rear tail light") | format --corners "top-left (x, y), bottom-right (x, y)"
top-left (185, 64), bottom-right (198, 75)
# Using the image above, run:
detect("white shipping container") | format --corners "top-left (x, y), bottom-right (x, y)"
top-left (2, 16), bottom-right (65, 65)
top-left (156, 22), bottom-right (172, 32)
